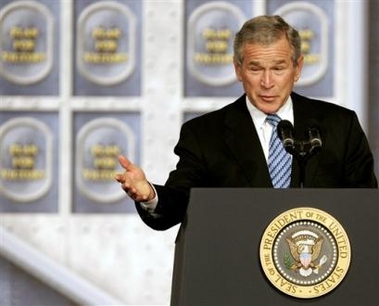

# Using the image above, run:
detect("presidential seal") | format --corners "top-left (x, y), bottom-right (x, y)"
top-left (259, 207), bottom-right (351, 299)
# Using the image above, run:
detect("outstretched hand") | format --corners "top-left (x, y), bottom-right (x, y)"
top-left (114, 155), bottom-right (155, 202)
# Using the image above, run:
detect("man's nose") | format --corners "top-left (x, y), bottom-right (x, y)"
top-left (261, 70), bottom-right (274, 88)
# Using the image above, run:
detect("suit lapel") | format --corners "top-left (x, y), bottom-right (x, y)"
top-left (223, 96), bottom-right (272, 187)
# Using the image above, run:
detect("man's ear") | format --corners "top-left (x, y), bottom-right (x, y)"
top-left (294, 55), bottom-right (304, 82)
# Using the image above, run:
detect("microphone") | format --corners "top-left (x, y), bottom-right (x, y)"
top-left (277, 120), bottom-right (295, 152)
top-left (307, 126), bottom-right (322, 154)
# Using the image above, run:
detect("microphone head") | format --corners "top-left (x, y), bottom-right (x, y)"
top-left (277, 119), bottom-right (293, 131)
top-left (307, 126), bottom-right (322, 146)
top-left (307, 125), bottom-right (322, 154)
top-left (277, 120), bottom-right (295, 149)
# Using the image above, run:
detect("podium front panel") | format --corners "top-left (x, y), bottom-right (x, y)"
top-left (171, 188), bottom-right (378, 306)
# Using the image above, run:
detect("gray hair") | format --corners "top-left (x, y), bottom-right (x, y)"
top-left (233, 15), bottom-right (302, 66)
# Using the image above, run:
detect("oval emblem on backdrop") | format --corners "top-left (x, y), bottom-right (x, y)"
top-left (75, 117), bottom-right (135, 203)
top-left (259, 207), bottom-right (351, 299)
top-left (76, 1), bottom-right (136, 85)
top-left (187, 2), bottom-right (245, 86)
top-left (274, 2), bottom-right (329, 86)
top-left (0, 117), bottom-right (53, 202)
top-left (0, 1), bottom-right (54, 84)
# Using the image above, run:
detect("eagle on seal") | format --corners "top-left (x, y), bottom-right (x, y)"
top-left (286, 232), bottom-right (325, 277)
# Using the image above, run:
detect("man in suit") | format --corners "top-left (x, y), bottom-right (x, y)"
top-left (115, 15), bottom-right (377, 230)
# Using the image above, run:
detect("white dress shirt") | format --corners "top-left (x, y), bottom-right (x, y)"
top-left (245, 96), bottom-right (294, 162)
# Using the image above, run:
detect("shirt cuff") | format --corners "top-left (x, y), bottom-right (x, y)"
top-left (139, 184), bottom-right (160, 217)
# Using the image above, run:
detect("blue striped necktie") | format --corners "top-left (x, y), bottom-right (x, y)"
top-left (266, 114), bottom-right (292, 188)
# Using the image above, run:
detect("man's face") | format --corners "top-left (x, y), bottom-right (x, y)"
top-left (234, 36), bottom-right (303, 114)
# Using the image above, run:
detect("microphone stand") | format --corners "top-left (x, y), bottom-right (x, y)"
top-left (277, 121), bottom-right (322, 189)
top-left (287, 141), bottom-right (321, 188)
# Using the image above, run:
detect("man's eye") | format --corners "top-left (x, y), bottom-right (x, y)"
top-left (250, 67), bottom-right (261, 71)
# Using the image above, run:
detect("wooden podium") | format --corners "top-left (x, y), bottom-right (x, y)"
top-left (170, 188), bottom-right (378, 306)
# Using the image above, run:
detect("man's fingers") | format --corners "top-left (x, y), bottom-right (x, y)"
top-left (115, 155), bottom-right (150, 201)
top-left (118, 155), bottom-right (132, 170)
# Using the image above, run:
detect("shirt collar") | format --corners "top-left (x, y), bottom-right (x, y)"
top-left (245, 95), bottom-right (294, 127)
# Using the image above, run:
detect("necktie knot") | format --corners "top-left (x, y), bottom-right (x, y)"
top-left (266, 114), bottom-right (281, 127)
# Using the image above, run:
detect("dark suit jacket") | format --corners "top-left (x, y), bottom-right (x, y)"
top-left (136, 92), bottom-right (378, 230)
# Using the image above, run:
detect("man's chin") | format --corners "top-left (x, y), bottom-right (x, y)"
top-left (256, 103), bottom-right (282, 114)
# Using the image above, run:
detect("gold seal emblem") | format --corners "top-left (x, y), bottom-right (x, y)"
top-left (259, 207), bottom-right (351, 299)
